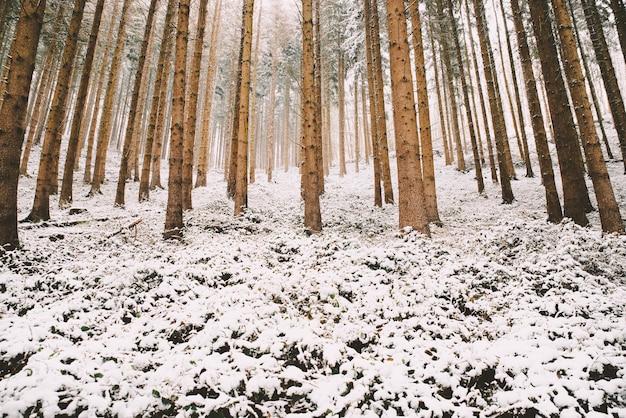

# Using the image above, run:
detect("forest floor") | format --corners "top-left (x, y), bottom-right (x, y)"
top-left (1, 147), bottom-right (625, 417)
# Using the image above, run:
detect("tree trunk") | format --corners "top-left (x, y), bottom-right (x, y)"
top-left (59, 0), bottom-right (106, 207)
top-left (472, 0), bottom-right (514, 203)
top-left (164, 0), bottom-right (190, 240)
top-left (140, 0), bottom-right (176, 201)
top-left (528, 0), bottom-right (591, 226)
top-left (363, 0), bottom-right (382, 207)
top-left (436, 0), bottom-right (466, 172)
top-left (248, 1), bottom-right (262, 185)
top-left (409, 0), bottom-right (440, 223)
top-left (267, 39), bottom-right (278, 183)
top-left (354, 77), bottom-right (360, 173)
top-left (234, 0), bottom-right (254, 216)
top-left (386, 0), bottom-right (430, 236)
top-left (609, 0), bottom-right (626, 65)
top-left (283, 74), bottom-right (291, 172)
top-left (301, 0), bottom-right (321, 233)
top-left (314, 0), bottom-right (324, 195)
top-left (447, 0), bottom-right (483, 193)
top-left (26, 0), bottom-right (87, 223)
top-left (89, 0), bottom-right (132, 196)
top-left (580, 0), bottom-right (626, 173)
top-left (114, 0), bottom-right (158, 207)
top-left (227, 40), bottom-right (243, 200)
top-left (0, 0), bottom-right (46, 250)
top-left (361, 78), bottom-right (371, 165)
top-left (428, 22), bottom-right (452, 167)
top-left (552, 0), bottom-right (624, 233)
top-left (498, 0), bottom-right (534, 177)
top-left (338, 51), bottom-right (347, 177)
top-left (369, 0), bottom-right (394, 204)
top-left (510, 0), bottom-right (562, 223)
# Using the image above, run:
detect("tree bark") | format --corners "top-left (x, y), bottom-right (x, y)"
top-left (338, 50), bottom-right (347, 177)
top-left (385, 0), bottom-right (430, 236)
top-left (302, 0), bottom-right (322, 233)
top-left (164, 0), bottom-right (190, 240)
top-left (528, 0), bottom-right (591, 226)
top-left (26, 0), bottom-right (87, 222)
top-left (0, 0), bottom-right (46, 250)
top-left (551, 0), bottom-right (624, 233)
top-left (510, 0), bottom-right (562, 223)
top-left (234, 0), bottom-right (254, 216)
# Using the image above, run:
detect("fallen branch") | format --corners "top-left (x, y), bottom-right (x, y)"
top-left (108, 219), bottom-right (142, 238)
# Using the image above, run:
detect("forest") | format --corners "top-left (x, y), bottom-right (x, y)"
top-left (1, 0), bottom-right (626, 416)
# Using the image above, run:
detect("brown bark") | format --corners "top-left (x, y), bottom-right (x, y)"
top-left (510, 0), bottom-right (563, 223)
top-left (363, 0), bottom-right (382, 207)
top-left (609, 0), bottom-right (626, 67)
top-left (409, 0), bottom-right (440, 223)
top-left (283, 74), bottom-right (292, 172)
top-left (428, 22), bottom-right (452, 167)
top-left (302, 0), bottom-right (322, 233)
top-left (26, 0), bottom-right (87, 222)
top-left (338, 51), bottom-right (347, 177)
top-left (354, 77), bottom-right (360, 173)
top-left (164, 0), bottom-right (190, 240)
top-left (386, 0), bottom-right (430, 236)
top-left (58, 0), bottom-right (106, 207)
top-left (552, 0), bottom-right (624, 233)
top-left (140, 0), bottom-right (176, 201)
top-left (581, 0), bottom-right (626, 173)
top-left (0, 0), bottom-right (46, 250)
top-left (369, 0), bottom-right (394, 204)
top-left (361, 78), bottom-right (371, 165)
top-left (196, 0), bottom-right (222, 188)
top-left (89, 0), bottom-right (132, 196)
top-left (248, 1), bottom-right (262, 185)
top-left (267, 39), bottom-right (278, 183)
top-left (234, 0), bottom-right (255, 216)
top-left (528, 0), bottom-right (591, 226)
top-left (472, 0), bottom-right (514, 203)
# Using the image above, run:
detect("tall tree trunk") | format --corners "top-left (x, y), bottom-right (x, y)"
top-left (427, 21), bottom-right (452, 167)
top-left (164, 0), bottom-right (190, 240)
top-left (498, 0), bottom-right (534, 177)
top-left (552, 0), bottom-right (624, 233)
top-left (580, 0), bottom-right (626, 173)
top-left (338, 51), bottom-right (347, 177)
top-left (447, 0), bottom-right (483, 193)
top-left (363, 0), bottom-right (382, 207)
top-left (59, 0), bottom-right (106, 207)
top-left (140, 0), bottom-right (176, 201)
top-left (409, 0), bottom-right (440, 223)
top-left (386, 0), bottom-right (430, 236)
top-left (301, 0), bottom-right (322, 233)
top-left (234, 0), bottom-right (254, 216)
top-left (267, 38), bottom-right (278, 183)
top-left (26, 0), bottom-right (87, 222)
top-left (370, 0), bottom-right (394, 204)
top-left (436, 0), bottom-right (466, 172)
top-left (196, 0), bottom-right (222, 188)
top-left (361, 78), bottom-right (371, 165)
top-left (528, 0), bottom-right (591, 226)
top-left (510, 0), bottom-right (562, 223)
top-left (314, 0), bottom-right (324, 195)
top-left (0, 0), bottom-right (46, 250)
top-left (227, 34), bottom-right (243, 200)
top-left (248, 1), bottom-right (262, 185)
top-left (283, 74), bottom-right (291, 172)
top-left (354, 77), bottom-right (360, 173)
top-left (89, 0), bottom-right (132, 196)
top-left (472, 0), bottom-right (514, 203)
top-left (114, 0), bottom-right (158, 207)
top-left (180, 0), bottom-right (209, 209)
top-left (609, 0), bottom-right (626, 65)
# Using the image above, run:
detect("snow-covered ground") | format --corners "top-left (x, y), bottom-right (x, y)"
top-left (1, 149), bottom-right (625, 417)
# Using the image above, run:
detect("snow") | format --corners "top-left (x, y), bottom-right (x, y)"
top-left (1, 148), bottom-right (626, 417)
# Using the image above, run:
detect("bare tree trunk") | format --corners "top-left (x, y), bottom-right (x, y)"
top-left (354, 76), bottom-right (360, 173)
top-left (428, 22), bottom-right (452, 167)
top-left (360, 78), bottom-right (371, 165)
top-left (26, 0), bottom-right (87, 222)
top-left (338, 51), bottom-right (347, 177)
top-left (580, 0), bottom-right (626, 173)
top-left (552, 0), bottom-right (624, 233)
top-left (248, 1), bottom-right (262, 185)
top-left (370, 0), bottom-right (394, 204)
top-left (510, 0), bottom-right (562, 223)
top-left (234, 0), bottom-right (255, 216)
top-left (472, 0), bottom-right (514, 203)
top-left (301, 0), bottom-right (322, 233)
top-left (409, 0), bottom-right (440, 223)
top-left (364, 0), bottom-right (382, 207)
top-left (164, 0), bottom-right (190, 240)
top-left (59, 0), bottom-right (106, 207)
top-left (314, 0), bottom-right (324, 195)
top-left (528, 0), bottom-right (591, 226)
top-left (89, 0), bottom-right (132, 196)
top-left (609, 0), bottom-right (626, 66)
top-left (386, 0), bottom-right (430, 236)
top-left (283, 74), bottom-right (291, 172)
top-left (0, 0), bottom-right (46, 250)
top-left (267, 38), bottom-right (278, 183)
